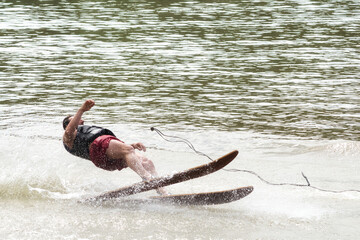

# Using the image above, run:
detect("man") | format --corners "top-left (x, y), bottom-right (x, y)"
top-left (62, 99), bottom-right (167, 195)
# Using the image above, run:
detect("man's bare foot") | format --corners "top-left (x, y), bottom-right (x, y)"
top-left (156, 187), bottom-right (169, 196)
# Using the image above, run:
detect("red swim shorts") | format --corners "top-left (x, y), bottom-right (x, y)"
top-left (89, 135), bottom-right (128, 171)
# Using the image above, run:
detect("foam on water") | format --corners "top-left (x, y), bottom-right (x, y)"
top-left (1, 126), bottom-right (359, 239)
top-left (1, 124), bottom-right (358, 210)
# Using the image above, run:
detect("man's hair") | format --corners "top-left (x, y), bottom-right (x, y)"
top-left (63, 115), bottom-right (72, 130)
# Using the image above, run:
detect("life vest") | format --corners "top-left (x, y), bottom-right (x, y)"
top-left (63, 125), bottom-right (116, 160)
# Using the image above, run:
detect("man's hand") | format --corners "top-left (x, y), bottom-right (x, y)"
top-left (131, 142), bottom-right (147, 152)
top-left (80, 99), bottom-right (95, 112)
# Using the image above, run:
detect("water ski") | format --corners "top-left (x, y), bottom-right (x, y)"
top-left (149, 186), bottom-right (254, 205)
top-left (90, 150), bottom-right (238, 202)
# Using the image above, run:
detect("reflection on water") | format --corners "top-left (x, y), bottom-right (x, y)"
top-left (0, 0), bottom-right (359, 140)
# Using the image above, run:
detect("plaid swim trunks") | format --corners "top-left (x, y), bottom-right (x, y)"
top-left (89, 135), bottom-right (128, 171)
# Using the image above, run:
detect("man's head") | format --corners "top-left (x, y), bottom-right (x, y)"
top-left (63, 115), bottom-right (85, 130)
top-left (63, 115), bottom-right (72, 130)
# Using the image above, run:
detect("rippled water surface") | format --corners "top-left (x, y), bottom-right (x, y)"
top-left (0, 1), bottom-right (359, 240)
top-left (1, 0), bottom-right (359, 140)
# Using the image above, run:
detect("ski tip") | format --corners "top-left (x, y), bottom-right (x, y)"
top-left (215, 150), bottom-right (238, 166)
top-left (229, 150), bottom-right (239, 158)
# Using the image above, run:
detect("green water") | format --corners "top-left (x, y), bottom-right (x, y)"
top-left (1, 2), bottom-right (360, 240)
top-left (1, 0), bottom-right (359, 139)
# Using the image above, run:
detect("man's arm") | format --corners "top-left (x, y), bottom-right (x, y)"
top-left (131, 142), bottom-right (147, 152)
top-left (63, 99), bottom-right (95, 147)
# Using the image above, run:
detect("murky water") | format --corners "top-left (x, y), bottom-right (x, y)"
top-left (0, 1), bottom-right (359, 239)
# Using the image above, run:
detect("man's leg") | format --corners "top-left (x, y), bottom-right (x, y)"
top-left (106, 140), bottom-right (152, 180)
top-left (136, 153), bottom-right (158, 177)
top-left (106, 140), bottom-right (167, 195)
top-left (135, 152), bottom-right (168, 195)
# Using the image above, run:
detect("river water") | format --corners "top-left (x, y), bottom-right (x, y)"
top-left (0, 0), bottom-right (359, 239)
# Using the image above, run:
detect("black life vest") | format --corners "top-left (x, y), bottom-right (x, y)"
top-left (63, 125), bottom-right (116, 160)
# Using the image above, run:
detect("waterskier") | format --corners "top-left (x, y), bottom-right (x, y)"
top-left (62, 99), bottom-right (167, 195)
